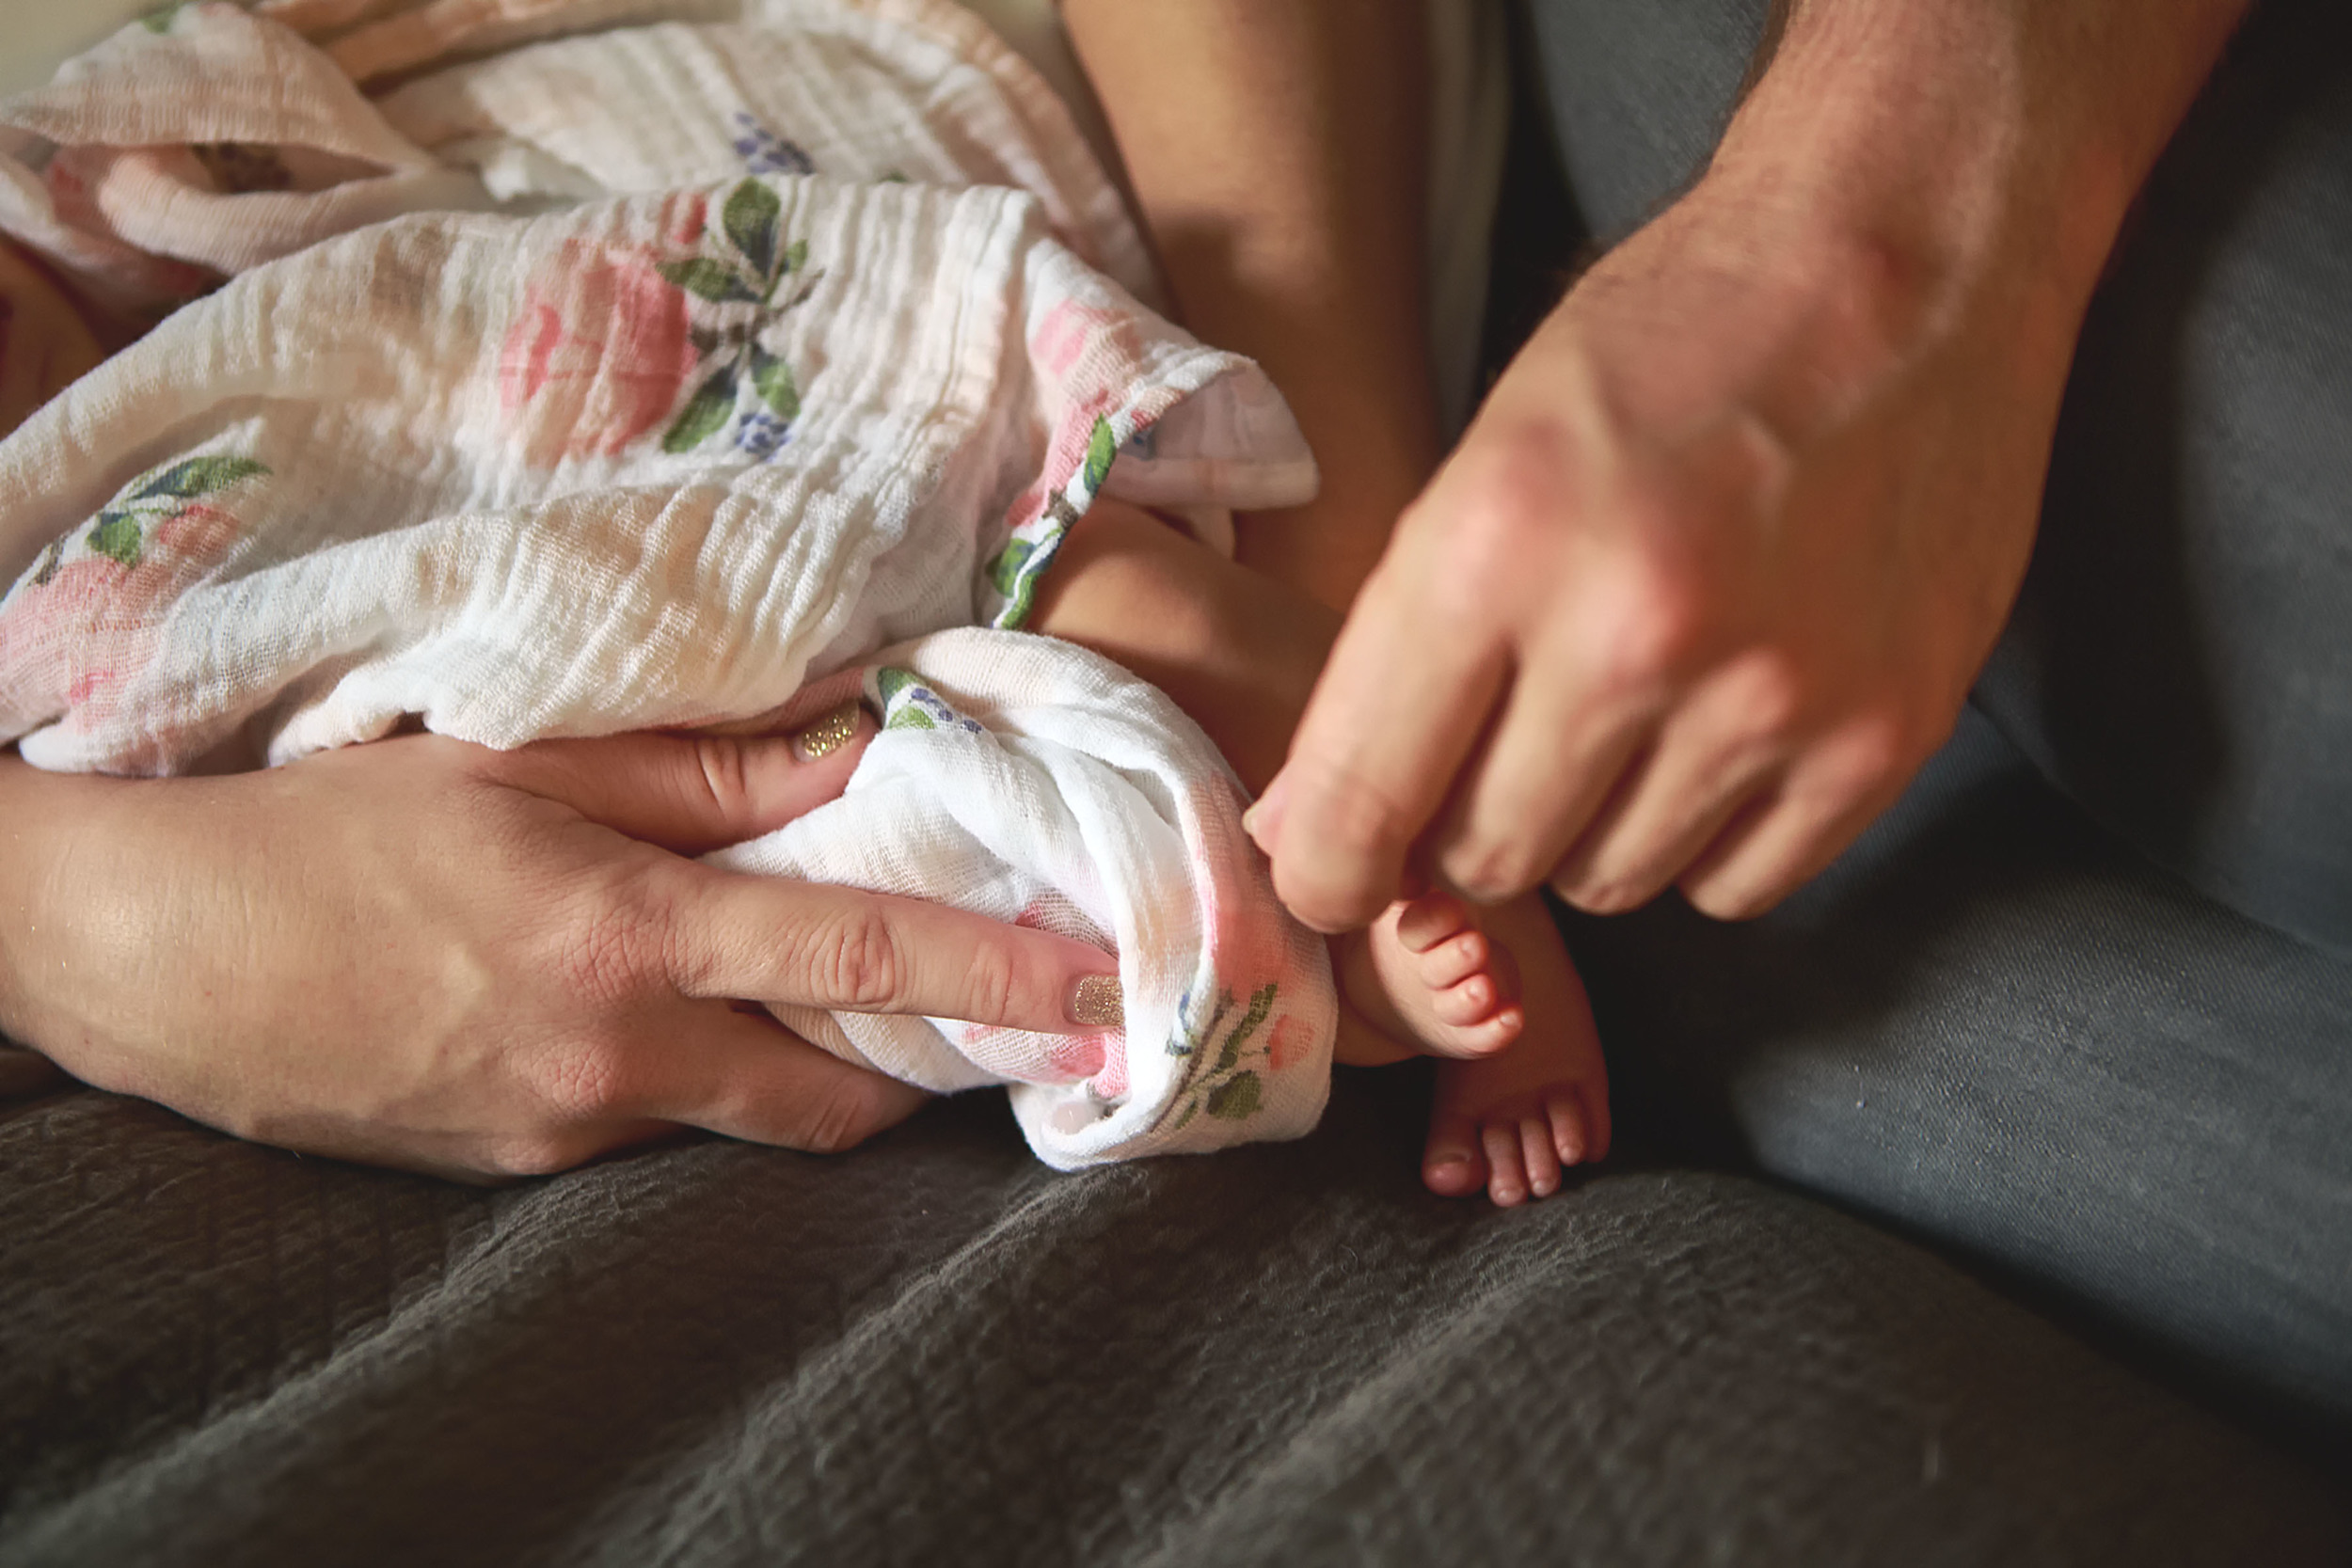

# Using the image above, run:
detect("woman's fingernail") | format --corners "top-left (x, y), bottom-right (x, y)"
top-left (1240, 800), bottom-right (1263, 839)
top-left (789, 699), bottom-right (866, 763)
top-left (1068, 973), bottom-right (1123, 1029)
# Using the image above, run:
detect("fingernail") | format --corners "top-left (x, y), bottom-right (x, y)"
top-left (789, 699), bottom-right (866, 763)
top-left (1067, 973), bottom-right (1123, 1029)
top-left (1245, 775), bottom-right (1287, 852)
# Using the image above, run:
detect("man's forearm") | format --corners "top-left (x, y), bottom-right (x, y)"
top-left (1722, 0), bottom-right (2249, 348)
top-left (1061, 0), bottom-right (1440, 612)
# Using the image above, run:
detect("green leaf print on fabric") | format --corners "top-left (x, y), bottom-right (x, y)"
top-left (989, 539), bottom-right (1035, 596)
top-left (72, 452), bottom-right (271, 570)
top-left (87, 513), bottom-right (144, 567)
top-left (749, 347), bottom-right (799, 420)
top-left (662, 366), bottom-right (739, 453)
top-left (869, 666), bottom-right (985, 735)
top-left (723, 179), bottom-right (783, 281)
top-left (1206, 1072), bottom-right (1262, 1120)
top-left (133, 455), bottom-right (269, 502)
top-left (1214, 983), bottom-right (1275, 1074)
top-left (1081, 416), bottom-right (1118, 495)
top-left (658, 259), bottom-right (761, 305)
top-left (1156, 981), bottom-right (1281, 1134)
top-left (649, 181), bottom-right (817, 457)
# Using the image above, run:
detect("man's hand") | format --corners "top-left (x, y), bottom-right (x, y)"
top-left (1250, 0), bottom-right (2248, 929)
top-left (0, 721), bottom-right (1120, 1180)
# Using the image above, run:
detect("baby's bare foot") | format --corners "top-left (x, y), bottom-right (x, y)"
top-left (1336, 891), bottom-right (1526, 1064)
top-left (1416, 896), bottom-right (1611, 1206)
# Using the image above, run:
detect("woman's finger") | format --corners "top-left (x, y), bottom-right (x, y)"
top-left (490, 705), bottom-right (876, 856)
top-left (633, 1003), bottom-right (931, 1152)
top-left (660, 869), bottom-right (1122, 1033)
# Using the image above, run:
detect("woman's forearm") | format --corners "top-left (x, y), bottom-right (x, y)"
top-left (0, 754), bottom-right (105, 1050)
top-left (1061, 0), bottom-right (1441, 612)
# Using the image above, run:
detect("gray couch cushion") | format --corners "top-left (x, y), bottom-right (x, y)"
top-left (3, 1061), bottom-right (2342, 1565)
top-left (1565, 707), bottom-right (2352, 1437)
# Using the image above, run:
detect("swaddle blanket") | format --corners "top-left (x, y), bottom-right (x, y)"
top-left (0, 0), bottom-right (1337, 1166)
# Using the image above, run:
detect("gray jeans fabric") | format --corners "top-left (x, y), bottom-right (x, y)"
top-left (1521, 0), bottom-right (2352, 1433)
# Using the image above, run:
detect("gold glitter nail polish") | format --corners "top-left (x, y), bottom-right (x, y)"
top-left (791, 699), bottom-right (864, 762)
top-left (1068, 973), bottom-right (1123, 1028)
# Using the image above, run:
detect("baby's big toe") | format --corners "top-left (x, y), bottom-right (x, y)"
top-left (1391, 890), bottom-right (1473, 954)
top-left (1419, 927), bottom-right (1490, 990)
top-left (1422, 1115), bottom-right (1487, 1197)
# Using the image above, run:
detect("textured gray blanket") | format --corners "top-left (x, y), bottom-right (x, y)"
top-left (3, 1056), bottom-right (2344, 1566)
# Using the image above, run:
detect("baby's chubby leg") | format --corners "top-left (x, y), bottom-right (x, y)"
top-left (1028, 499), bottom-right (1610, 1201)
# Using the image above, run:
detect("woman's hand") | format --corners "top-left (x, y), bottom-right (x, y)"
top-left (0, 721), bottom-right (1121, 1180)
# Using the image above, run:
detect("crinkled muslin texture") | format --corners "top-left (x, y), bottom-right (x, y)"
top-left (0, 0), bottom-right (1334, 1165)
top-left (718, 631), bottom-right (1334, 1164)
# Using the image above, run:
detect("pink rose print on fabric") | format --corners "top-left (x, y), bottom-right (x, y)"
top-left (1027, 300), bottom-right (1145, 492)
top-left (0, 454), bottom-right (267, 769)
top-left (497, 195), bottom-right (708, 469)
top-left (499, 182), bottom-right (818, 467)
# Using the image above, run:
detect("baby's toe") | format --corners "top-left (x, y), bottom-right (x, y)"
top-left (1433, 972), bottom-right (1503, 1027)
top-left (1392, 890), bottom-right (1473, 955)
top-left (1548, 1088), bottom-right (1591, 1167)
top-left (1419, 928), bottom-right (1488, 990)
top-left (1422, 1112), bottom-right (1487, 1197)
top-left (1519, 1114), bottom-right (1563, 1198)
top-left (1481, 1121), bottom-right (1531, 1207)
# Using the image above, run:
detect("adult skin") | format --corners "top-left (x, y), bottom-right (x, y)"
top-left (0, 730), bottom-right (1124, 1181)
top-left (1244, 0), bottom-right (2251, 931)
top-left (0, 235), bottom-right (1122, 1182)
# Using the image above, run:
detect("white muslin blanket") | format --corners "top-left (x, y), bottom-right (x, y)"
top-left (0, 0), bottom-right (1337, 1165)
